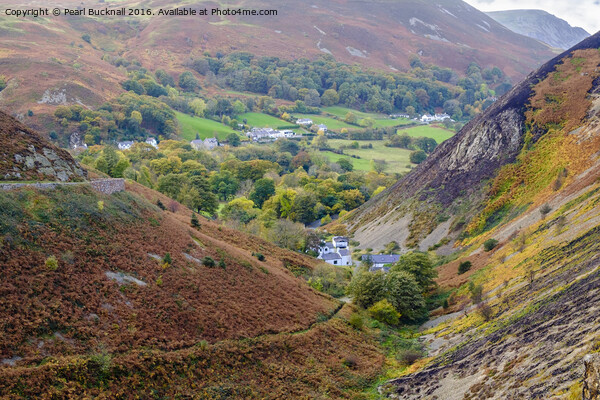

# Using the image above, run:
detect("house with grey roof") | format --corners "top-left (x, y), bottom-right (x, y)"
top-left (361, 254), bottom-right (402, 273)
top-left (318, 236), bottom-right (352, 266)
top-left (317, 124), bottom-right (328, 132)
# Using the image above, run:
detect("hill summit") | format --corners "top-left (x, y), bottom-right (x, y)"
top-left (487, 9), bottom-right (590, 50)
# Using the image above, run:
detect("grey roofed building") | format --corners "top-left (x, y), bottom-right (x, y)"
top-left (369, 265), bottom-right (392, 273)
top-left (322, 253), bottom-right (341, 261)
top-left (361, 254), bottom-right (401, 264)
top-left (338, 248), bottom-right (350, 257)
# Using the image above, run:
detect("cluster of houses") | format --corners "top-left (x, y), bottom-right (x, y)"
top-left (420, 113), bottom-right (452, 124)
top-left (317, 236), bottom-right (403, 273)
top-left (296, 119), bottom-right (328, 133)
top-left (191, 137), bottom-right (220, 150)
top-left (246, 127), bottom-right (296, 142)
top-left (117, 137), bottom-right (158, 151)
top-left (317, 236), bottom-right (352, 266)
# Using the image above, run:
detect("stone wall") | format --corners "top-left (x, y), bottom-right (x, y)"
top-left (0, 179), bottom-right (125, 195)
top-left (89, 179), bottom-right (125, 195)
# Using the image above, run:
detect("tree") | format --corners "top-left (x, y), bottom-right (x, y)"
top-left (179, 71), bottom-right (199, 92)
top-left (386, 270), bottom-right (428, 321)
top-left (266, 219), bottom-right (306, 250)
top-left (410, 150), bottom-right (427, 164)
top-left (221, 196), bottom-right (259, 224)
top-left (226, 132), bottom-right (241, 147)
top-left (347, 271), bottom-right (387, 309)
top-left (81, 33), bottom-right (91, 44)
top-left (249, 178), bottom-right (275, 208)
top-left (189, 176), bottom-right (218, 215)
top-left (337, 158), bottom-right (353, 172)
top-left (368, 299), bottom-right (401, 325)
top-left (344, 112), bottom-right (358, 124)
top-left (321, 88), bottom-right (339, 106)
top-left (371, 159), bottom-right (387, 173)
top-left (414, 137), bottom-right (437, 154)
top-left (391, 251), bottom-right (437, 292)
top-left (290, 191), bottom-right (317, 223)
top-left (157, 173), bottom-right (187, 199)
top-left (190, 98), bottom-right (206, 117)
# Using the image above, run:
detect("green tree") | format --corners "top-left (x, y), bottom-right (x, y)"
top-left (386, 270), bottom-right (428, 322)
top-left (249, 178), bottom-right (275, 208)
top-left (179, 71), bottom-right (199, 92)
top-left (347, 271), bottom-right (386, 309)
top-left (391, 251), bottom-right (437, 292)
top-left (290, 191), bottom-right (317, 223)
top-left (321, 88), bottom-right (339, 106)
top-left (337, 158), bottom-right (353, 172)
top-left (189, 175), bottom-right (218, 215)
top-left (368, 299), bottom-right (401, 325)
top-left (410, 150), bottom-right (427, 164)
top-left (226, 132), bottom-right (241, 147)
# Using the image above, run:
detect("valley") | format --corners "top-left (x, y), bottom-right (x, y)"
top-left (1, 0), bottom-right (600, 398)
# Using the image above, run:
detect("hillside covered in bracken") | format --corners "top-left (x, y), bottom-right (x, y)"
top-left (0, 113), bottom-right (385, 397)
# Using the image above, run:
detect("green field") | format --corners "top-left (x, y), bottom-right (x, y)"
top-left (325, 139), bottom-right (414, 173)
top-left (294, 114), bottom-right (355, 130)
top-left (239, 112), bottom-right (291, 128)
top-left (175, 111), bottom-right (236, 141)
top-left (398, 125), bottom-right (455, 143)
top-left (322, 106), bottom-right (382, 120)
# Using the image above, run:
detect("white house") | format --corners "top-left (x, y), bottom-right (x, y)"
top-left (317, 124), bottom-right (328, 133)
top-left (361, 254), bottom-right (402, 273)
top-left (421, 113), bottom-right (451, 124)
top-left (333, 236), bottom-right (348, 249)
top-left (246, 128), bottom-right (285, 142)
top-left (318, 236), bottom-right (351, 266)
top-left (296, 118), bottom-right (313, 126)
top-left (117, 141), bottom-right (135, 150)
top-left (203, 138), bottom-right (219, 150)
top-left (145, 137), bottom-right (158, 148)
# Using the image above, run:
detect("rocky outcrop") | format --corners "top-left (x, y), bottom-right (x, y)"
top-left (584, 354), bottom-right (600, 400)
top-left (0, 110), bottom-right (86, 182)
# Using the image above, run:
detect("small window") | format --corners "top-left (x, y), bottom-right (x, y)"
top-left (334, 260), bottom-right (338, 264)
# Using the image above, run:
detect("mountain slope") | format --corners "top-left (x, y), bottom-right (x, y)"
top-left (0, 0), bottom-right (555, 120)
top-left (346, 31), bottom-right (600, 252)
top-left (0, 113), bottom-right (386, 397)
top-left (0, 110), bottom-right (86, 181)
top-left (340, 32), bottom-right (600, 398)
top-left (487, 9), bottom-right (590, 50)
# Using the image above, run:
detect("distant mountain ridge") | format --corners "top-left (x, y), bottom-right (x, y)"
top-left (486, 9), bottom-right (590, 49)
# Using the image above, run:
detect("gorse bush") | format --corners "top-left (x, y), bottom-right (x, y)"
top-left (483, 239), bottom-right (498, 252)
top-left (458, 260), bottom-right (472, 275)
top-left (45, 256), bottom-right (59, 271)
top-left (348, 313), bottom-right (363, 330)
top-left (202, 256), bottom-right (215, 267)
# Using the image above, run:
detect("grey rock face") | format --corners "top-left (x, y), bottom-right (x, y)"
top-left (487, 10), bottom-right (590, 50)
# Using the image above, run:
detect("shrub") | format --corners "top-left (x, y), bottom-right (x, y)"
top-left (156, 200), bottom-right (166, 210)
top-left (483, 239), bottom-right (498, 252)
top-left (81, 33), bottom-right (91, 43)
top-left (45, 255), bottom-right (59, 271)
top-left (202, 256), bottom-right (215, 267)
top-left (409, 150), bottom-right (427, 164)
top-left (368, 299), bottom-right (401, 326)
top-left (458, 261), bottom-right (472, 275)
top-left (540, 203), bottom-right (552, 219)
top-left (163, 252), bottom-right (172, 264)
top-left (218, 259), bottom-right (226, 269)
top-left (191, 213), bottom-right (200, 228)
top-left (397, 349), bottom-right (423, 366)
top-left (253, 252), bottom-right (265, 261)
top-left (468, 282), bottom-right (483, 304)
top-left (477, 303), bottom-right (493, 321)
top-left (348, 313), bottom-right (363, 330)
top-left (168, 200), bottom-right (179, 213)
